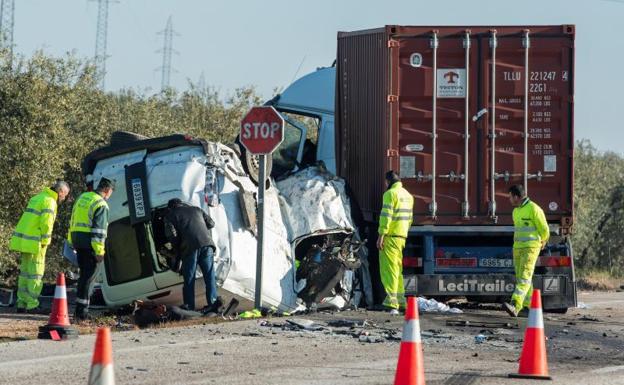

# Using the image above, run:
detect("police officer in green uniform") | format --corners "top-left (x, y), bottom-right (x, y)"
top-left (10, 181), bottom-right (70, 313)
top-left (503, 184), bottom-right (550, 317)
top-left (67, 178), bottom-right (114, 321)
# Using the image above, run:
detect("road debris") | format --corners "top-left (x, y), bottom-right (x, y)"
top-left (286, 318), bottom-right (325, 331)
top-left (475, 334), bottom-right (487, 344)
top-left (446, 319), bottom-right (518, 329)
top-left (418, 297), bottom-right (463, 314)
top-left (326, 319), bottom-right (370, 328)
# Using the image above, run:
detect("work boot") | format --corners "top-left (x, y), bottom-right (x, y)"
top-left (502, 302), bottom-right (519, 317)
top-left (202, 296), bottom-right (224, 315)
top-left (389, 309), bottom-right (400, 316)
top-left (24, 306), bottom-right (46, 315)
top-left (74, 311), bottom-right (93, 322)
top-left (74, 303), bottom-right (91, 322)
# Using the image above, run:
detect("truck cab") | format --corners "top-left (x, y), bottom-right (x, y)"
top-left (265, 66), bottom-right (337, 177)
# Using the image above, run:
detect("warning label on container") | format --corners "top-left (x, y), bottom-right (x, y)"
top-left (400, 156), bottom-right (416, 178)
top-left (437, 69), bottom-right (466, 98)
top-left (544, 155), bottom-right (557, 172)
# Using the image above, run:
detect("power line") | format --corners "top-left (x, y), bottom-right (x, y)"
top-left (0, 0), bottom-right (15, 61)
top-left (156, 15), bottom-right (179, 92)
top-left (91, 0), bottom-right (116, 90)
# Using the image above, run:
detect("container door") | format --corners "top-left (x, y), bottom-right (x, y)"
top-left (397, 32), bottom-right (479, 223)
top-left (481, 31), bottom-right (573, 222)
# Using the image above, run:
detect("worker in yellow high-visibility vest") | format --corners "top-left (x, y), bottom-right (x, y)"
top-left (377, 171), bottom-right (414, 315)
top-left (503, 184), bottom-right (550, 317)
top-left (68, 178), bottom-right (114, 321)
top-left (10, 181), bottom-right (70, 313)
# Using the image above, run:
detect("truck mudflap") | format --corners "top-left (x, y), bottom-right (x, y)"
top-left (404, 274), bottom-right (576, 310)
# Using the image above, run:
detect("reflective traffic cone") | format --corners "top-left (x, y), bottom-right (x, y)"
top-left (88, 327), bottom-right (115, 385)
top-left (509, 289), bottom-right (552, 380)
top-left (38, 272), bottom-right (79, 340)
top-left (394, 296), bottom-right (425, 385)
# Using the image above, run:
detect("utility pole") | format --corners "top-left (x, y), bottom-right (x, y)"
top-left (0, 0), bottom-right (15, 61)
top-left (198, 71), bottom-right (206, 90)
top-left (156, 16), bottom-right (178, 92)
top-left (91, 0), bottom-right (116, 90)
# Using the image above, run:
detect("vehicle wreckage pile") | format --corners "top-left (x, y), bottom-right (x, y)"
top-left (79, 133), bottom-right (373, 315)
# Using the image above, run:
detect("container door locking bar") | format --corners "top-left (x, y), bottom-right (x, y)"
top-left (463, 30), bottom-right (471, 218)
top-left (430, 30), bottom-right (439, 218)
top-left (489, 30), bottom-right (498, 221)
top-left (523, 29), bottom-right (530, 193)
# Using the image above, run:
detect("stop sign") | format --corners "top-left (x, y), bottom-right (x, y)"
top-left (240, 106), bottom-right (285, 154)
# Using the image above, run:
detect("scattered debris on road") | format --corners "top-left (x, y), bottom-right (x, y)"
top-left (446, 319), bottom-right (518, 329)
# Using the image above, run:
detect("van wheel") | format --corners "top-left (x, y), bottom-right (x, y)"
top-left (235, 136), bottom-right (273, 185)
top-left (109, 131), bottom-right (149, 146)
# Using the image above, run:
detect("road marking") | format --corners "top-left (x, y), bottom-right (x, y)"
top-left (592, 365), bottom-right (624, 374)
top-left (0, 336), bottom-right (245, 370)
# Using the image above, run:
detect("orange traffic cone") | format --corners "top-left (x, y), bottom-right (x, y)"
top-left (38, 272), bottom-right (78, 340)
top-left (394, 296), bottom-right (425, 385)
top-left (509, 289), bottom-right (552, 380)
top-left (88, 327), bottom-right (115, 385)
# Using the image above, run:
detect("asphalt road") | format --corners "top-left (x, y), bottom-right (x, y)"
top-left (1, 291), bottom-right (623, 385)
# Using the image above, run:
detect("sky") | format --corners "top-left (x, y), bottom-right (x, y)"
top-left (9, 0), bottom-right (624, 154)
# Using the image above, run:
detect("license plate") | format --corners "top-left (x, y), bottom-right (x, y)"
top-left (479, 258), bottom-right (513, 268)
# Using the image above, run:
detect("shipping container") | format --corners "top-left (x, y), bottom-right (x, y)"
top-left (336, 25), bottom-right (575, 231)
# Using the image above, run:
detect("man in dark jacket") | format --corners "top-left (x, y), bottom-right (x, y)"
top-left (164, 198), bottom-right (218, 312)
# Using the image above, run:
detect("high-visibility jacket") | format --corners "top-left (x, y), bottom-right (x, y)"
top-left (68, 191), bottom-right (109, 256)
top-left (378, 182), bottom-right (414, 238)
top-left (512, 197), bottom-right (550, 249)
top-left (9, 188), bottom-right (58, 255)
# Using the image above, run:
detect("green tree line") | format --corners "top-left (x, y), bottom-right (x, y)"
top-left (0, 51), bottom-right (261, 284)
top-left (0, 51), bottom-right (622, 285)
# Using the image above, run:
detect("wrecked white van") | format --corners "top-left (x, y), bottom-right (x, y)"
top-left (81, 132), bottom-right (371, 313)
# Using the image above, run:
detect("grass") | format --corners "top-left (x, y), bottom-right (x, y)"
top-left (577, 269), bottom-right (624, 291)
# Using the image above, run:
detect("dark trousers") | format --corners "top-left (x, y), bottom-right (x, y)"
top-left (75, 248), bottom-right (98, 316)
top-left (181, 246), bottom-right (216, 310)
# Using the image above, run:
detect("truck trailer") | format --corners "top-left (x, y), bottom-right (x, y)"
top-left (268, 25), bottom-right (576, 312)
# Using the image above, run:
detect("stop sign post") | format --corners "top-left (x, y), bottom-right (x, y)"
top-left (240, 106), bottom-right (284, 310)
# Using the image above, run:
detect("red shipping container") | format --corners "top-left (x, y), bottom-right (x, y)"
top-left (336, 25), bottom-right (574, 231)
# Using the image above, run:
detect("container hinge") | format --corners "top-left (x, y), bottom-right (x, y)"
top-left (387, 94), bottom-right (399, 103)
top-left (387, 39), bottom-right (400, 48)
top-left (387, 149), bottom-right (399, 157)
